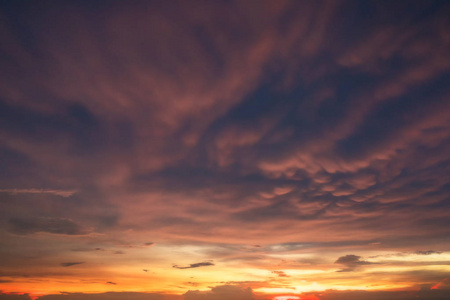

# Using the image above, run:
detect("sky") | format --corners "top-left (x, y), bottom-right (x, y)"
top-left (1, 0), bottom-right (450, 299)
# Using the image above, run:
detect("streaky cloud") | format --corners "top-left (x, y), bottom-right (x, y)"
top-left (173, 262), bottom-right (215, 270)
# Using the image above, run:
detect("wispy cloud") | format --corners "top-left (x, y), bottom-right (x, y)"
top-left (8, 217), bottom-right (90, 235)
top-left (61, 262), bottom-right (84, 267)
top-left (173, 262), bottom-right (215, 270)
top-left (0, 188), bottom-right (77, 197)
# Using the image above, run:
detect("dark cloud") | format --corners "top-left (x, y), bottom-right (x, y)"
top-left (8, 217), bottom-right (89, 235)
top-left (0, 0), bottom-right (450, 296)
top-left (35, 292), bottom-right (175, 300)
top-left (416, 250), bottom-right (442, 255)
top-left (60, 262), bottom-right (84, 267)
top-left (106, 281), bottom-right (116, 285)
top-left (173, 262), bottom-right (215, 270)
top-left (306, 289), bottom-right (450, 300)
top-left (0, 294), bottom-right (32, 300)
top-left (184, 285), bottom-right (254, 300)
top-left (0, 188), bottom-right (76, 197)
top-left (335, 254), bottom-right (375, 272)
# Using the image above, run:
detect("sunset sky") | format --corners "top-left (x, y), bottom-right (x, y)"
top-left (1, 1), bottom-right (450, 299)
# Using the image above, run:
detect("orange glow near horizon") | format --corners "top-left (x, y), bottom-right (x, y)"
top-left (272, 296), bottom-right (301, 300)
top-left (431, 278), bottom-right (447, 290)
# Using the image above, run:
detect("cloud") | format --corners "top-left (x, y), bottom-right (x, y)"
top-left (416, 250), bottom-right (442, 256)
top-left (272, 271), bottom-right (289, 277)
top-left (8, 217), bottom-right (90, 235)
top-left (184, 285), bottom-right (254, 300)
top-left (60, 262), bottom-right (84, 267)
top-left (335, 254), bottom-right (374, 272)
top-left (0, 294), bottom-right (32, 300)
top-left (306, 289), bottom-right (450, 300)
top-left (106, 281), bottom-right (116, 285)
top-left (173, 262), bottom-right (215, 270)
top-left (0, 188), bottom-right (77, 197)
top-left (35, 292), bottom-right (177, 300)
top-left (0, 0), bottom-right (450, 296)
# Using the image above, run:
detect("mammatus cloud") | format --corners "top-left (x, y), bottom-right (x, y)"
top-left (60, 262), bottom-right (84, 267)
top-left (173, 262), bottom-right (215, 270)
top-left (0, 0), bottom-right (450, 297)
top-left (335, 254), bottom-right (374, 272)
top-left (8, 217), bottom-right (89, 235)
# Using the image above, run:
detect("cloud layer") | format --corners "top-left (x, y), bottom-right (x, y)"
top-left (0, 0), bottom-right (450, 298)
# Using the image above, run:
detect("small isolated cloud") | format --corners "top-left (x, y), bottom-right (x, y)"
top-left (184, 282), bottom-right (200, 287)
top-left (272, 270), bottom-right (290, 277)
top-left (144, 242), bottom-right (154, 246)
top-left (335, 255), bottom-right (374, 272)
top-left (106, 281), bottom-right (116, 285)
top-left (184, 285), bottom-right (254, 300)
top-left (61, 262), bottom-right (84, 267)
top-left (143, 269), bottom-right (148, 272)
top-left (0, 188), bottom-right (77, 197)
top-left (173, 261), bottom-right (215, 270)
top-left (8, 217), bottom-right (89, 235)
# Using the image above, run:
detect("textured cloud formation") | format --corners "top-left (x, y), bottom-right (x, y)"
top-left (0, 0), bottom-right (450, 297)
top-left (0, 0), bottom-right (448, 245)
